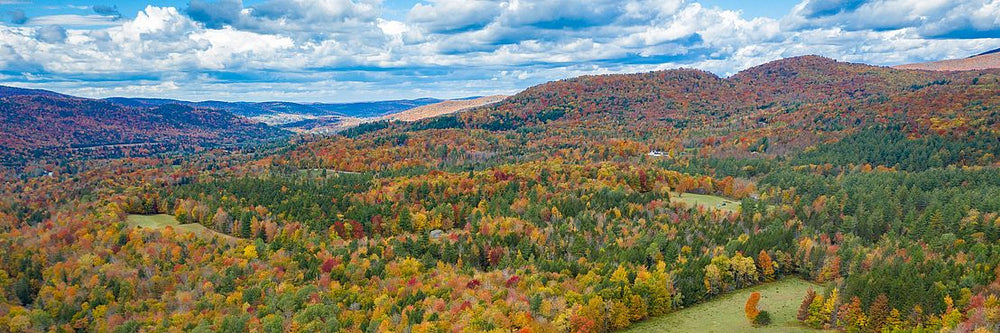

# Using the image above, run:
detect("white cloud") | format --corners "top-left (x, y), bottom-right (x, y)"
top-left (407, 0), bottom-right (500, 33)
top-left (117, 6), bottom-right (197, 40)
top-left (26, 14), bottom-right (119, 27)
top-left (785, 0), bottom-right (1000, 38)
top-left (190, 27), bottom-right (295, 70)
top-left (0, 0), bottom-right (999, 102)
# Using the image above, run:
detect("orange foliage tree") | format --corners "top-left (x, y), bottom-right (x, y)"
top-left (745, 292), bottom-right (761, 323)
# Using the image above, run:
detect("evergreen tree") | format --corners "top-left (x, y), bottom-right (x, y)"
top-left (241, 218), bottom-right (252, 238)
top-left (398, 208), bottom-right (412, 232)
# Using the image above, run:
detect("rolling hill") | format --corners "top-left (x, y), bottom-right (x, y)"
top-left (383, 95), bottom-right (508, 121)
top-left (0, 85), bottom-right (72, 99)
top-left (893, 48), bottom-right (1000, 71)
top-left (340, 55), bottom-right (999, 161)
top-left (0, 92), bottom-right (288, 165)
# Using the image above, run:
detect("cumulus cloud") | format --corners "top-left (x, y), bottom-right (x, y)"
top-left (785, 0), bottom-right (1000, 39)
top-left (0, 0), bottom-right (998, 102)
top-left (34, 25), bottom-right (67, 43)
top-left (189, 27), bottom-right (295, 69)
top-left (184, 0), bottom-right (382, 38)
top-left (0, 44), bottom-right (41, 73)
top-left (407, 0), bottom-right (500, 33)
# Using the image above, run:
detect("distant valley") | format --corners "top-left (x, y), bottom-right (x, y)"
top-left (0, 84), bottom-right (507, 165)
top-left (101, 94), bottom-right (508, 132)
top-left (0, 89), bottom-right (287, 166)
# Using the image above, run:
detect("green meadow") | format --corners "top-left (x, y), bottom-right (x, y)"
top-left (626, 278), bottom-right (826, 333)
top-left (126, 214), bottom-right (236, 241)
top-left (672, 192), bottom-right (741, 213)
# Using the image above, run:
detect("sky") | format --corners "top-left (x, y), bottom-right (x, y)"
top-left (1, 1), bottom-right (1000, 102)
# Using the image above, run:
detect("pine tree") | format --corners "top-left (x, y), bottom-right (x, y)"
top-left (398, 208), bottom-right (412, 232)
top-left (241, 217), bottom-right (252, 238)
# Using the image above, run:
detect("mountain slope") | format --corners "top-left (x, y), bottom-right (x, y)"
top-left (383, 95), bottom-right (507, 121)
top-left (338, 55), bottom-right (997, 161)
top-left (0, 94), bottom-right (287, 165)
top-left (894, 49), bottom-right (1000, 71)
top-left (730, 55), bottom-right (937, 103)
top-left (439, 56), bottom-right (941, 133)
top-left (0, 86), bottom-right (71, 99)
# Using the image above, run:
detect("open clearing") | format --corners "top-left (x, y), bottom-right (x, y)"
top-left (625, 278), bottom-right (825, 333)
top-left (297, 168), bottom-right (363, 177)
top-left (127, 214), bottom-right (237, 241)
top-left (383, 95), bottom-right (507, 122)
top-left (672, 192), bottom-right (741, 213)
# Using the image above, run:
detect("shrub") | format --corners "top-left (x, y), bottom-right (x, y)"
top-left (753, 310), bottom-right (772, 327)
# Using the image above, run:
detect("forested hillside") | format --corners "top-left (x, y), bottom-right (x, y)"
top-left (0, 94), bottom-right (288, 166)
top-left (1, 56), bottom-right (1000, 332)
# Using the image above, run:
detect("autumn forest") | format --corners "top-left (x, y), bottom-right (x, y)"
top-left (2, 56), bottom-right (1000, 333)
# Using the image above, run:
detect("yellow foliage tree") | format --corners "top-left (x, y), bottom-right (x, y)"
top-left (243, 245), bottom-right (258, 259)
top-left (412, 212), bottom-right (429, 231)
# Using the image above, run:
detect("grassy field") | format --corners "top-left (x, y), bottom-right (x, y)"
top-left (126, 214), bottom-right (236, 241)
top-left (672, 192), bottom-right (741, 213)
top-left (625, 278), bottom-right (825, 333)
top-left (298, 168), bottom-right (363, 178)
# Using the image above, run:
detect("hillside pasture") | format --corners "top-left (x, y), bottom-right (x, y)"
top-left (127, 214), bottom-right (237, 241)
top-left (672, 192), bottom-right (741, 213)
top-left (626, 278), bottom-right (825, 333)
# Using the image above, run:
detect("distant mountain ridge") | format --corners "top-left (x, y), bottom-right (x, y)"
top-left (0, 84), bottom-right (501, 136)
top-left (975, 48), bottom-right (1000, 57)
top-left (0, 86), bottom-right (445, 118)
top-left (103, 96), bottom-right (444, 118)
top-left (0, 89), bottom-right (289, 165)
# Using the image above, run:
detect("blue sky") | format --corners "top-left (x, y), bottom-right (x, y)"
top-left (1, 0), bottom-right (999, 102)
